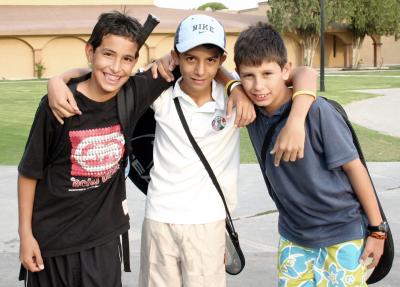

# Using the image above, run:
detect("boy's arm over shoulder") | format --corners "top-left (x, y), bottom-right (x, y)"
top-left (129, 68), bottom-right (179, 117)
top-left (272, 66), bottom-right (317, 166)
top-left (47, 68), bottom-right (89, 123)
top-left (341, 160), bottom-right (385, 269)
top-left (47, 57), bottom-right (179, 123)
top-left (18, 174), bottom-right (44, 272)
top-left (216, 66), bottom-right (256, 127)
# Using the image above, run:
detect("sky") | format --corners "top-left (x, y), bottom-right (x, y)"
top-left (154, 0), bottom-right (259, 11)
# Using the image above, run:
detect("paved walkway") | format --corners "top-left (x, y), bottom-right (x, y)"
top-left (0, 87), bottom-right (399, 286)
top-left (1, 163), bottom-right (399, 287)
top-left (344, 88), bottom-right (400, 137)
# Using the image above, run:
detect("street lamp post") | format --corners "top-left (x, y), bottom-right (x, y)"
top-left (320, 0), bottom-right (325, 91)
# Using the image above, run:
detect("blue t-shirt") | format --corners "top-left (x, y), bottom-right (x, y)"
top-left (247, 97), bottom-right (367, 248)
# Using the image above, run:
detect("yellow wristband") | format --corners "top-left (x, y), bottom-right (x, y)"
top-left (225, 79), bottom-right (239, 96)
top-left (228, 81), bottom-right (242, 97)
top-left (292, 90), bottom-right (317, 101)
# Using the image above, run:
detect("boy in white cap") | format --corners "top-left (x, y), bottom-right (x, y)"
top-left (138, 15), bottom-right (316, 287)
top-left (139, 15), bottom-right (236, 286)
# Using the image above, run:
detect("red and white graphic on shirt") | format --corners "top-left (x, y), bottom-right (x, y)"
top-left (69, 125), bottom-right (125, 178)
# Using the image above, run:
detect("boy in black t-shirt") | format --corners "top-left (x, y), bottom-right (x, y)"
top-left (17, 11), bottom-right (175, 287)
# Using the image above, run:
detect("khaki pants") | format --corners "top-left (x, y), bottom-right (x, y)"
top-left (139, 218), bottom-right (226, 287)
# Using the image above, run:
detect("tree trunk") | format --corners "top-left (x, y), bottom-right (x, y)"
top-left (352, 36), bottom-right (365, 69)
top-left (303, 35), bottom-right (320, 66)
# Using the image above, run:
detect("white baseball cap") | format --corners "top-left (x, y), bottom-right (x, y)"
top-left (175, 14), bottom-right (226, 53)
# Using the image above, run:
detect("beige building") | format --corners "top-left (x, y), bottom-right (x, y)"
top-left (0, 2), bottom-right (266, 79)
top-left (0, 1), bottom-right (399, 79)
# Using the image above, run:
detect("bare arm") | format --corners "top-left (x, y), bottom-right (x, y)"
top-left (342, 159), bottom-right (384, 269)
top-left (48, 55), bottom-right (178, 125)
top-left (47, 68), bottom-right (90, 123)
top-left (18, 175), bottom-right (44, 272)
top-left (215, 66), bottom-right (256, 127)
top-left (272, 66), bottom-right (317, 166)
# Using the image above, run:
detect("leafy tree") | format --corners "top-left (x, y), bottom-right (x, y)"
top-left (347, 0), bottom-right (400, 67)
top-left (197, 2), bottom-right (227, 11)
top-left (396, 0), bottom-right (400, 40)
top-left (267, 0), bottom-right (400, 68)
top-left (267, 0), bottom-right (319, 66)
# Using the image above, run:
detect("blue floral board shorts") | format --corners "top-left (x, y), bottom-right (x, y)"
top-left (277, 237), bottom-right (367, 287)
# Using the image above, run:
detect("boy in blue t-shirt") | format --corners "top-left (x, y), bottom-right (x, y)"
top-left (234, 22), bottom-right (386, 286)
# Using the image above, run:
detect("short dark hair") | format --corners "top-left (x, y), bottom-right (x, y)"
top-left (234, 22), bottom-right (287, 69)
top-left (87, 11), bottom-right (143, 58)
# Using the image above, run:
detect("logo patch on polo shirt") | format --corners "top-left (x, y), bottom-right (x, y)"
top-left (212, 115), bottom-right (226, 131)
top-left (69, 125), bottom-right (125, 178)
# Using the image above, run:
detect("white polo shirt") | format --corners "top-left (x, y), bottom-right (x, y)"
top-left (145, 78), bottom-right (240, 224)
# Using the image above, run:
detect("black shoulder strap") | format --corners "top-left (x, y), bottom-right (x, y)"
top-left (319, 98), bottom-right (394, 284)
top-left (320, 98), bottom-right (385, 215)
top-left (173, 98), bottom-right (238, 239)
top-left (260, 107), bottom-right (291, 169)
top-left (115, 85), bottom-right (134, 272)
top-left (117, 84), bottom-right (132, 151)
top-left (255, 106), bottom-right (291, 195)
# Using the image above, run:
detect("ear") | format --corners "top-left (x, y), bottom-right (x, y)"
top-left (85, 43), bottom-right (94, 64)
top-left (282, 62), bottom-right (292, 81)
top-left (171, 49), bottom-right (180, 65)
top-left (219, 54), bottom-right (227, 65)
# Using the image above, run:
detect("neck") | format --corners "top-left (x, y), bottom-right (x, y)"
top-left (179, 80), bottom-right (213, 107)
top-left (264, 87), bottom-right (292, 116)
top-left (78, 79), bottom-right (117, 102)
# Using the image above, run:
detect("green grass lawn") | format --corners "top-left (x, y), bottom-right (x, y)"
top-left (0, 80), bottom-right (47, 164)
top-left (1, 71), bottom-right (400, 165)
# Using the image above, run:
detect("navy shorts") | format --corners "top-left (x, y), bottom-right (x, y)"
top-left (21, 238), bottom-right (122, 287)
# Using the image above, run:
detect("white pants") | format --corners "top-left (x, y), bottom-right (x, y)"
top-left (139, 218), bottom-right (226, 287)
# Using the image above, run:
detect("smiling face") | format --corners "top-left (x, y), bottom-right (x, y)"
top-left (172, 45), bottom-right (226, 101)
top-left (238, 60), bottom-right (292, 115)
top-left (85, 34), bottom-right (138, 101)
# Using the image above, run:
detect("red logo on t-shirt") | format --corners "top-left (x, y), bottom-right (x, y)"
top-left (69, 125), bottom-right (125, 177)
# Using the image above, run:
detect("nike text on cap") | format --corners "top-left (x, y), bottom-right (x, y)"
top-left (174, 14), bottom-right (227, 53)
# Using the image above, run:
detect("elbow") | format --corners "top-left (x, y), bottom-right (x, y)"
top-left (303, 66), bottom-right (318, 79)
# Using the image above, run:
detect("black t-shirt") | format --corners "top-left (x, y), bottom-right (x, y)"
top-left (18, 70), bottom-right (173, 257)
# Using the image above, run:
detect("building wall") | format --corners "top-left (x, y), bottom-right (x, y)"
top-left (42, 37), bottom-right (88, 78)
top-left (282, 35), bottom-right (302, 67)
top-left (359, 36), bottom-right (375, 67)
top-left (380, 36), bottom-right (400, 66)
top-left (1, 1), bottom-right (399, 79)
top-left (0, 32), bottom-right (243, 79)
top-left (0, 36), bottom-right (89, 79)
top-left (152, 35), bottom-right (174, 61)
top-left (2, 31), bottom-right (398, 80)
top-left (358, 35), bottom-right (399, 68)
top-left (0, 38), bottom-right (34, 78)
top-left (313, 34), bottom-right (346, 68)
top-left (225, 35), bottom-right (239, 70)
